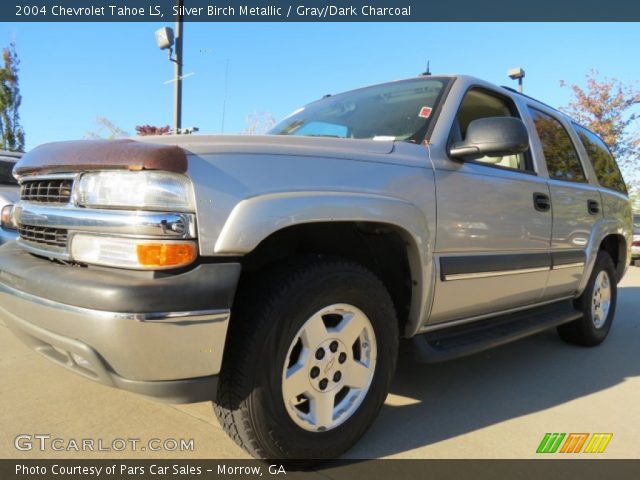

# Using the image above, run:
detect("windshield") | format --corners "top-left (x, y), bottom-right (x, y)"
top-left (634, 215), bottom-right (640, 230)
top-left (0, 159), bottom-right (17, 185)
top-left (269, 77), bottom-right (450, 142)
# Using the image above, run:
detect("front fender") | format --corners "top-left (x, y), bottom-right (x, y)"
top-left (214, 191), bottom-right (435, 336)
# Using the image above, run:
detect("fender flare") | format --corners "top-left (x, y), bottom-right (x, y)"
top-left (214, 191), bottom-right (435, 336)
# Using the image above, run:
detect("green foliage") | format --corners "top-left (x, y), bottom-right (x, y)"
top-left (0, 42), bottom-right (25, 152)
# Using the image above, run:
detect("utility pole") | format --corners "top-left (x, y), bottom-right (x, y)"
top-left (174, 0), bottom-right (183, 133)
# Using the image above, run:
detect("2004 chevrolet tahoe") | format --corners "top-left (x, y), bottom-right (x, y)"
top-left (0, 74), bottom-right (633, 459)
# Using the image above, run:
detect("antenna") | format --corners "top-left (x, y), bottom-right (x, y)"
top-left (421, 61), bottom-right (431, 76)
top-left (221, 58), bottom-right (229, 134)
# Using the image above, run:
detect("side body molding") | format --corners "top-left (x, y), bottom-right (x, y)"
top-left (214, 191), bottom-right (435, 337)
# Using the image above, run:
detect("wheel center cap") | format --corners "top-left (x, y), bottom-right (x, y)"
top-left (325, 357), bottom-right (336, 374)
top-left (309, 338), bottom-right (348, 393)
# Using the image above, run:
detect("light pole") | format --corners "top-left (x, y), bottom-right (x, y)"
top-left (508, 67), bottom-right (525, 93)
top-left (174, 0), bottom-right (183, 133)
top-left (154, 0), bottom-right (184, 133)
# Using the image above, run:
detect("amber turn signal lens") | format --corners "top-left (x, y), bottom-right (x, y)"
top-left (136, 242), bottom-right (196, 268)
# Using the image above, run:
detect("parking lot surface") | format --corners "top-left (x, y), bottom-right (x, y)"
top-left (1, 267), bottom-right (639, 459)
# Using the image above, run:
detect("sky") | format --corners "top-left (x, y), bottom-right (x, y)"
top-left (1, 22), bottom-right (639, 151)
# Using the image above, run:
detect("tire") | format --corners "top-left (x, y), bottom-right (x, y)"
top-left (557, 250), bottom-right (617, 347)
top-left (214, 257), bottom-right (399, 460)
top-left (633, 259), bottom-right (640, 267)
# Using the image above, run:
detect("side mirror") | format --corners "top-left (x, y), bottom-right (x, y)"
top-left (449, 117), bottom-right (530, 160)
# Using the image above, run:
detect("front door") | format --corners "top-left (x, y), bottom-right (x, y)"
top-left (429, 87), bottom-right (553, 324)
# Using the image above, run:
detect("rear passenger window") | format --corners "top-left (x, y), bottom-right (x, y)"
top-left (528, 108), bottom-right (586, 183)
top-left (573, 124), bottom-right (627, 194)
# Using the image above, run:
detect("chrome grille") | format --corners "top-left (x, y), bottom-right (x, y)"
top-left (20, 179), bottom-right (73, 203)
top-left (18, 225), bottom-right (68, 248)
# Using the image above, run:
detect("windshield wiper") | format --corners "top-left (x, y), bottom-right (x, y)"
top-left (303, 134), bottom-right (343, 138)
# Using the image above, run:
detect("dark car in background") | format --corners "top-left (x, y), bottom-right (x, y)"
top-left (633, 214), bottom-right (640, 266)
top-left (0, 150), bottom-right (21, 244)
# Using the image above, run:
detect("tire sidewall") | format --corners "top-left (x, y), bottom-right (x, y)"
top-left (578, 251), bottom-right (617, 342)
top-left (248, 266), bottom-right (398, 459)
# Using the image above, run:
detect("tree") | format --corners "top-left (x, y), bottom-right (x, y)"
top-left (135, 124), bottom-right (169, 136)
top-left (0, 42), bottom-right (25, 152)
top-left (243, 111), bottom-right (276, 135)
top-left (84, 117), bottom-right (128, 139)
top-left (630, 187), bottom-right (640, 213)
top-left (135, 124), bottom-right (171, 136)
top-left (560, 70), bottom-right (639, 186)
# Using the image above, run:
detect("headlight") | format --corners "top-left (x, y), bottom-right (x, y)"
top-left (75, 171), bottom-right (195, 212)
top-left (1, 204), bottom-right (16, 230)
top-left (71, 234), bottom-right (197, 270)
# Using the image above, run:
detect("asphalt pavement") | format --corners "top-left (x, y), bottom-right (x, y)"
top-left (1, 266), bottom-right (639, 459)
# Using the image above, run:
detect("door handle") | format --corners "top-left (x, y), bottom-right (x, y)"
top-left (588, 199), bottom-right (600, 215)
top-left (533, 192), bottom-right (551, 212)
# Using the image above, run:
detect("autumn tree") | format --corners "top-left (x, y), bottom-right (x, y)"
top-left (560, 70), bottom-right (639, 185)
top-left (85, 117), bottom-right (128, 139)
top-left (630, 188), bottom-right (640, 213)
top-left (135, 124), bottom-right (171, 136)
top-left (243, 111), bottom-right (276, 135)
top-left (0, 42), bottom-right (25, 152)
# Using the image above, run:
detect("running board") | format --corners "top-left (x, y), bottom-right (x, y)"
top-left (413, 300), bottom-right (582, 363)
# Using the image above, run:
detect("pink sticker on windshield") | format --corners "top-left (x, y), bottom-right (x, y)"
top-left (419, 107), bottom-right (432, 118)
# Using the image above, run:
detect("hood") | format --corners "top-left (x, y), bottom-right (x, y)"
top-left (13, 135), bottom-right (395, 177)
top-left (135, 134), bottom-right (395, 160)
top-left (14, 139), bottom-right (188, 177)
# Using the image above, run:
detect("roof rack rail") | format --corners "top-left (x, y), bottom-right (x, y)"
top-left (500, 85), bottom-right (564, 116)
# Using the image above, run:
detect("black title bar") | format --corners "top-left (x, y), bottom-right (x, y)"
top-left (3, 459), bottom-right (640, 480)
top-left (3, 0), bottom-right (640, 22)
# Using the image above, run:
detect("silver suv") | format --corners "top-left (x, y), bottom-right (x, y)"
top-left (0, 75), bottom-right (633, 460)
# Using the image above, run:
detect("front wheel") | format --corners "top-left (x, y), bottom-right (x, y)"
top-left (557, 250), bottom-right (617, 347)
top-left (214, 258), bottom-right (398, 460)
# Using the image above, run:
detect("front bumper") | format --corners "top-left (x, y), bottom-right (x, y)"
top-left (0, 242), bottom-right (241, 403)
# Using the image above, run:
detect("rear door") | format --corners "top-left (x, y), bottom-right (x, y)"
top-left (572, 123), bottom-right (632, 266)
top-left (526, 106), bottom-right (600, 297)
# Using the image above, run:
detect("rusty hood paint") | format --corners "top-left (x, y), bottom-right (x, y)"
top-left (14, 139), bottom-right (188, 176)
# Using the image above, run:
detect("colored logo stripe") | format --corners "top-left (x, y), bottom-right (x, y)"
top-left (560, 433), bottom-right (589, 453)
top-left (536, 433), bottom-right (612, 454)
top-left (584, 433), bottom-right (613, 453)
top-left (536, 433), bottom-right (565, 453)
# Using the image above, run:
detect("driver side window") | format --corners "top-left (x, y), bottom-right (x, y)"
top-left (452, 89), bottom-right (528, 172)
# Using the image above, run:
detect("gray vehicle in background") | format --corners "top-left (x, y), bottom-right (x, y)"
top-left (0, 75), bottom-right (633, 460)
top-left (0, 150), bottom-right (20, 244)
top-left (632, 214), bottom-right (640, 265)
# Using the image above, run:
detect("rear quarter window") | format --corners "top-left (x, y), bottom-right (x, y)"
top-left (573, 124), bottom-right (627, 194)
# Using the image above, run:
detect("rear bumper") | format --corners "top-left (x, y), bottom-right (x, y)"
top-left (0, 242), bottom-right (241, 403)
top-left (632, 245), bottom-right (640, 258)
